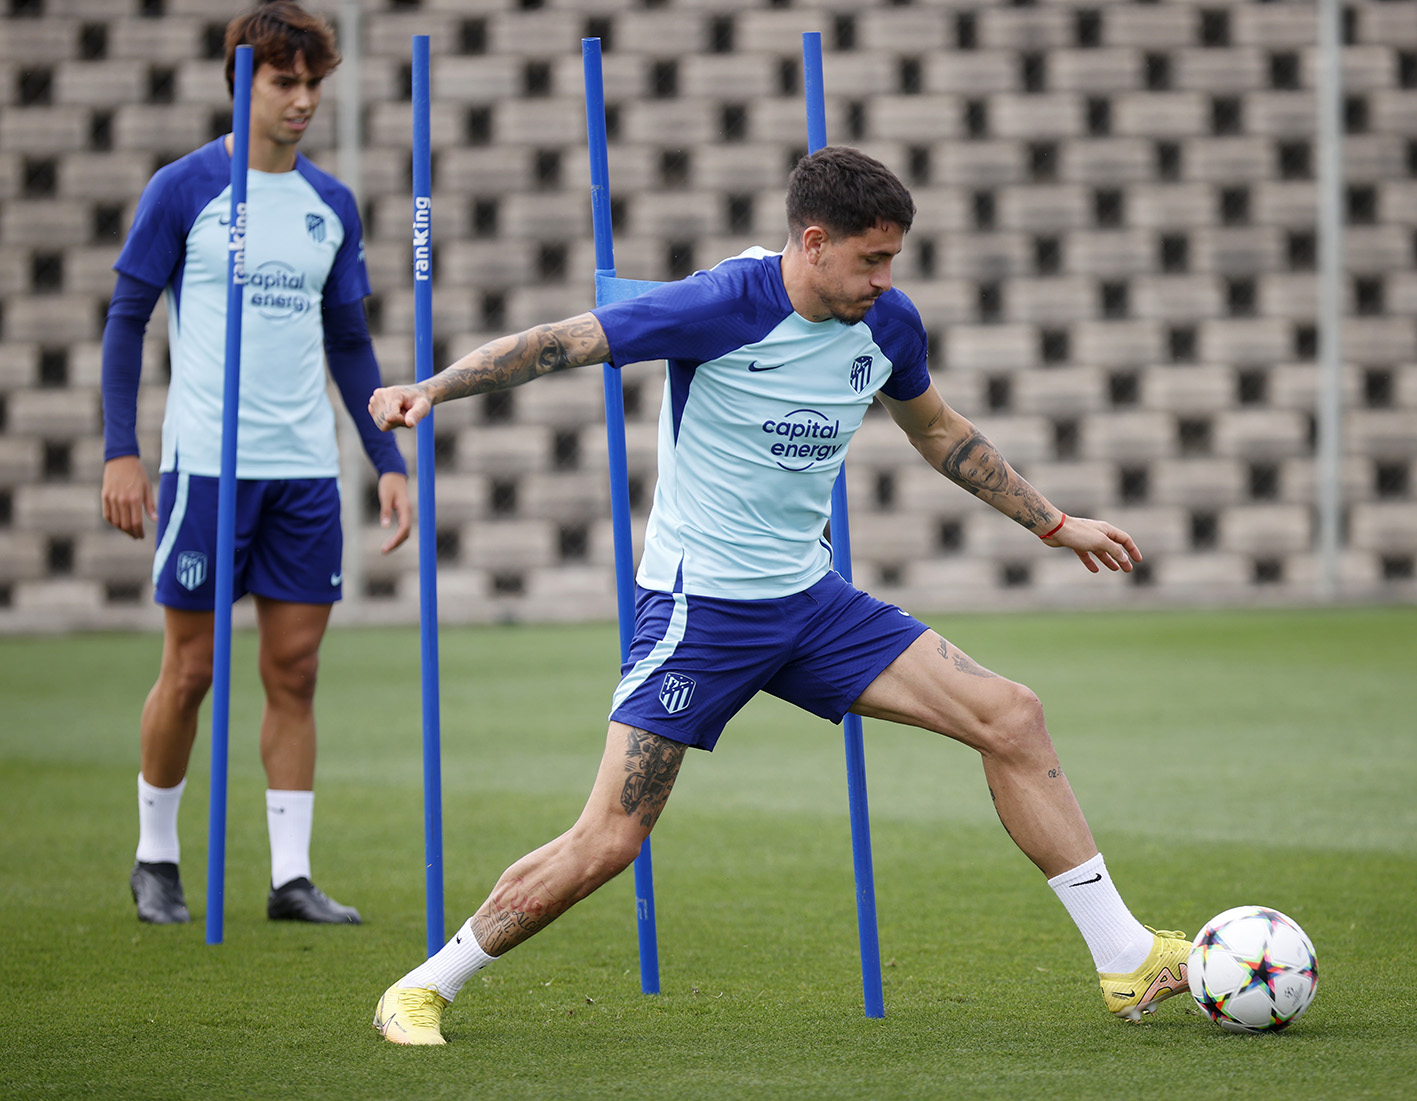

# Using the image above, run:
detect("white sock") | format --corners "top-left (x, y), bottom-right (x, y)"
top-left (266, 789), bottom-right (314, 889)
top-left (135, 773), bottom-right (185, 865)
top-left (398, 917), bottom-right (497, 1002)
top-left (1047, 853), bottom-right (1153, 974)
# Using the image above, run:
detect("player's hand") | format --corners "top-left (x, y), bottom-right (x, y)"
top-left (101, 455), bottom-right (157, 539)
top-left (1042, 515), bottom-right (1141, 574)
top-left (369, 384), bottom-right (431, 431)
top-left (377, 471), bottom-right (412, 554)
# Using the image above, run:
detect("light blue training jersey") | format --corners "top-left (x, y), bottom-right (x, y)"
top-left (593, 249), bottom-right (931, 600)
top-left (114, 138), bottom-right (370, 479)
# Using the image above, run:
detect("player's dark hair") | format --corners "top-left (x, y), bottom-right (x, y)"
top-left (785, 146), bottom-right (915, 241)
top-left (224, 1), bottom-right (340, 95)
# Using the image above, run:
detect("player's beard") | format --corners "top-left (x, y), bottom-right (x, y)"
top-left (826, 294), bottom-right (879, 325)
top-left (815, 271), bottom-right (882, 324)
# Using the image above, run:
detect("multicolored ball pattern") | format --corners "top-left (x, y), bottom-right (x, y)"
top-left (1188, 905), bottom-right (1318, 1033)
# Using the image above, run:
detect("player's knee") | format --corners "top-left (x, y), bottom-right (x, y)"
top-left (261, 649), bottom-right (320, 702)
top-left (574, 826), bottom-right (647, 886)
top-left (161, 644), bottom-right (214, 707)
top-left (603, 832), bottom-right (648, 880)
top-left (166, 663), bottom-right (213, 710)
top-left (978, 681), bottom-right (1049, 762)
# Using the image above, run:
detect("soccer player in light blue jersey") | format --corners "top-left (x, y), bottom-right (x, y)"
top-left (369, 147), bottom-right (1190, 1043)
top-left (100, 2), bottom-right (410, 927)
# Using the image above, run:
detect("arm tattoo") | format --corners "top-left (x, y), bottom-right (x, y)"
top-left (919, 401), bottom-right (945, 433)
top-left (937, 637), bottom-right (999, 679)
top-left (428, 314), bottom-right (608, 404)
top-left (941, 429), bottom-right (1006, 495)
top-left (939, 428), bottom-right (1055, 531)
top-left (620, 727), bottom-right (685, 828)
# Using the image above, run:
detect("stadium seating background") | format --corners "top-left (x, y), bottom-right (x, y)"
top-left (1, 0), bottom-right (1414, 631)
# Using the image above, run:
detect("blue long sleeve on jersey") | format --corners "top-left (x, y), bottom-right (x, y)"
top-left (323, 299), bottom-right (407, 479)
top-left (101, 272), bottom-right (164, 462)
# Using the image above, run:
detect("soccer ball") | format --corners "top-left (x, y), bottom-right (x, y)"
top-left (1188, 905), bottom-right (1318, 1033)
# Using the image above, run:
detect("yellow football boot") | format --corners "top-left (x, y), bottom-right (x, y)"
top-left (1099, 927), bottom-right (1192, 1021)
top-left (373, 983), bottom-right (449, 1046)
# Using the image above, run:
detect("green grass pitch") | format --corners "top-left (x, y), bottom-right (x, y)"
top-left (2, 605), bottom-right (1414, 1099)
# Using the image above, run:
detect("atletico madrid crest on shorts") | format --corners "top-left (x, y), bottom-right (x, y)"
top-left (176, 550), bottom-right (208, 591)
top-left (658, 672), bottom-right (696, 714)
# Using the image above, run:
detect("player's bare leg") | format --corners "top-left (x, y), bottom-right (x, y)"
top-left (472, 722), bottom-right (685, 953)
top-left (852, 628), bottom-right (1190, 1018)
top-left (139, 607), bottom-right (216, 787)
top-left (253, 597), bottom-right (331, 791)
top-left (851, 628), bottom-right (1093, 877)
top-left (375, 722), bottom-right (686, 1044)
top-left (131, 607), bottom-right (214, 922)
top-left (252, 597), bottom-right (356, 921)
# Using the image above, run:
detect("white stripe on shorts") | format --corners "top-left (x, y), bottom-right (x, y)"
top-left (609, 591), bottom-right (689, 714)
top-left (151, 471), bottom-right (190, 586)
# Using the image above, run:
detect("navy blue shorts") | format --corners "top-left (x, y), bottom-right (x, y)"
top-left (152, 472), bottom-right (343, 610)
top-left (609, 570), bottom-right (931, 751)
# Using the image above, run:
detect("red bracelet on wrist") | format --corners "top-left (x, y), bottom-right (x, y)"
top-left (1039, 514), bottom-right (1067, 540)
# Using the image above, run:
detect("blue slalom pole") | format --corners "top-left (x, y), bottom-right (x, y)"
top-left (411, 34), bottom-right (445, 958)
top-left (583, 36), bottom-right (660, 997)
top-left (206, 43), bottom-right (251, 947)
top-left (802, 33), bottom-right (828, 154)
top-left (803, 30), bottom-right (886, 1020)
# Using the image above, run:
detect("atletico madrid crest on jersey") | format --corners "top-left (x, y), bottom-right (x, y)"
top-left (658, 672), bottom-right (696, 714)
top-left (850, 354), bottom-right (873, 393)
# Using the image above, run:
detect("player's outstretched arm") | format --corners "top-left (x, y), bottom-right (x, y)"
top-left (879, 384), bottom-right (1140, 573)
top-left (369, 312), bottom-right (610, 431)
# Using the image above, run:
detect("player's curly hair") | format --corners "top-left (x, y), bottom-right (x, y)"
top-left (786, 146), bottom-right (916, 241)
top-left (224, 0), bottom-right (341, 96)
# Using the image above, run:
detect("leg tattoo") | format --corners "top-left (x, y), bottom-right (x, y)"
top-left (621, 727), bottom-right (686, 828)
top-left (473, 876), bottom-right (570, 954)
top-left (937, 637), bottom-right (999, 679)
top-left (469, 728), bottom-right (685, 956)
top-left (988, 785), bottom-right (1017, 842)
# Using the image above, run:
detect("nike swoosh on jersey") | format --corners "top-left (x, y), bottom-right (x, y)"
top-left (747, 361), bottom-right (785, 372)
